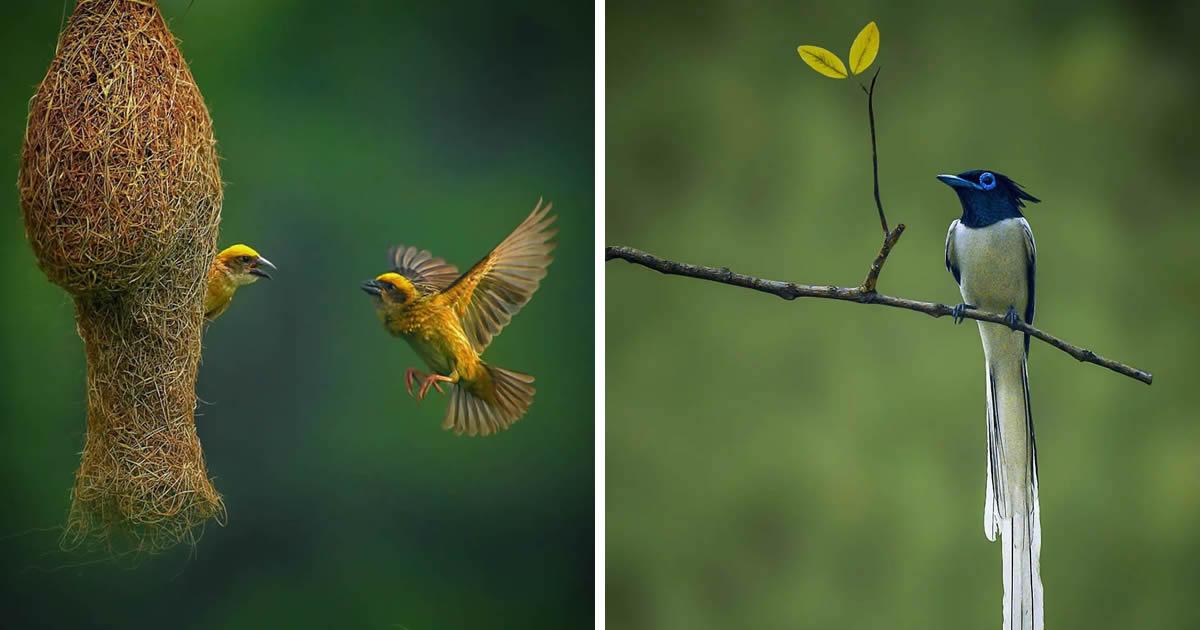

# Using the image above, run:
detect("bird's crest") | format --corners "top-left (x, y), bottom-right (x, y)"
top-left (957, 170), bottom-right (1041, 208)
top-left (375, 272), bottom-right (416, 294)
top-left (217, 244), bottom-right (263, 261)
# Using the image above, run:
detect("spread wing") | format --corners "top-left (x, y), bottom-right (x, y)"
top-left (945, 219), bottom-right (961, 285)
top-left (437, 198), bottom-right (557, 353)
top-left (387, 245), bottom-right (460, 293)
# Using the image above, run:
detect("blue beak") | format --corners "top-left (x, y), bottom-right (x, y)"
top-left (936, 174), bottom-right (981, 190)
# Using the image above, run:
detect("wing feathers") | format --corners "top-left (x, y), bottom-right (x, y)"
top-left (945, 219), bottom-right (962, 285)
top-left (1020, 218), bottom-right (1037, 354)
top-left (387, 245), bottom-right (460, 293)
top-left (440, 198), bottom-right (557, 353)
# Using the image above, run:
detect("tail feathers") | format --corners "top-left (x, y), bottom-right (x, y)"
top-left (443, 364), bottom-right (535, 437)
top-left (1000, 506), bottom-right (1043, 630)
top-left (984, 365), bottom-right (1006, 540)
top-left (985, 358), bottom-right (1043, 630)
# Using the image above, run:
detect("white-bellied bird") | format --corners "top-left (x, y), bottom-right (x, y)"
top-left (941, 169), bottom-right (1042, 630)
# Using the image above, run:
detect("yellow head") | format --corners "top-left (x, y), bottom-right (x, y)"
top-left (215, 244), bottom-right (276, 285)
top-left (360, 272), bottom-right (418, 307)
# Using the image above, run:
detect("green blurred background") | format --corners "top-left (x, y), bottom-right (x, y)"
top-left (607, 1), bottom-right (1197, 628)
top-left (0, 1), bottom-right (592, 627)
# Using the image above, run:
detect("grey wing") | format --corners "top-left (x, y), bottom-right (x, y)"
top-left (945, 219), bottom-right (961, 285)
top-left (1020, 218), bottom-right (1036, 353)
top-left (387, 245), bottom-right (461, 293)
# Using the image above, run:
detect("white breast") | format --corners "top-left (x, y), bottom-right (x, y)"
top-left (952, 218), bottom-right (1031, 315)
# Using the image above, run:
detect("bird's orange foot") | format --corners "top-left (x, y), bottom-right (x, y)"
top-left (404, 368), bottom-right (427, 396)
top-left (416, 373), bottom-right (454, 400)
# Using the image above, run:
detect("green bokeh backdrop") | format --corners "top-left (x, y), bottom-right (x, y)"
top-left (606, 2), bottom-right (1198, 628)
top-left (1, 1), bottom-right (593, 627)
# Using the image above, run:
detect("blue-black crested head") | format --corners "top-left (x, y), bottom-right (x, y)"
top-left (937, 169), bottom-right (1040, 228)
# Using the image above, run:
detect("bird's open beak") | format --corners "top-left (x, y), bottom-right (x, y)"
top-left (249, 256), bottom-right (277, 279)
top-left (361, 279), bottom-right (383, 296)
top-left (936, 174), bottom-right (981, 190)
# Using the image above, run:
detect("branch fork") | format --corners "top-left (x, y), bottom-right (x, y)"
top-left (605, 68), bottom-right (1152, 385)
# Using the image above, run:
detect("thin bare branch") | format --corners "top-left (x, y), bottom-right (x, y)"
top-left (605, 242), bottom-right (1153, 385)
top-left (862, 223), bottom-right (904, 293)
top-left (861, 67), bottom-right (887, 235)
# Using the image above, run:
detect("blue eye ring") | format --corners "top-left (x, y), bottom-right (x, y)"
top-left (979, 172), bottom-right (996, 190)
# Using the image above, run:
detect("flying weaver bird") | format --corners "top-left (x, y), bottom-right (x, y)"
top-left (205, 244), bottom-right (276, 321)
top-left (361, 199), bottom-right (556, 437)
top-left (941, 169), bottom-right (1043, 630)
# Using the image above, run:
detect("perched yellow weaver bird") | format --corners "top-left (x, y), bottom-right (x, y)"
top-left (204, 244), bottom-right (276, 321)
top-left (361, 199), bottom-right (557, 436)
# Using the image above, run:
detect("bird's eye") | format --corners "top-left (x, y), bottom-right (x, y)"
top-left (240, 255), bottom-right (252, 263)
top-left (979, 172), bottom-right (996, 190)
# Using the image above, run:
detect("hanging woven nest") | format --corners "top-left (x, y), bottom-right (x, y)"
top-left (18, 0), bottom-right (225, 553)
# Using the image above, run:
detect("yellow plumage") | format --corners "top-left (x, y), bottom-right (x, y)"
top-left (205, 244), bottom-right (275, 321)
top-left (363, 199), bottom-right (556, 436)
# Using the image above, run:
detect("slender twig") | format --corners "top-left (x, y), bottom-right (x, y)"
top-left (605, 243), bottom-right (1153, 385)
top-left (860, 67), bottom-right (887, 236)
top-left (862, 223), bottom-right (904, 293)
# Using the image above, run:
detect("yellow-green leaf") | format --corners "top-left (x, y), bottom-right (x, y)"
top-left (848, 21), bottom-right (880, 75)
top-left (797, 45), bottom-right (848, 79)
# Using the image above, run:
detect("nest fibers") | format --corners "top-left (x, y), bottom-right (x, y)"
top-left (18, 0), bottom-right (225, 553)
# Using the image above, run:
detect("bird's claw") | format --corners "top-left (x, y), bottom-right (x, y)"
top-left (404, 368), bottom-right (453, 400)
top-left (404, 368), bottom-right (423, 397)
top-left (1003, 306), bottom-right (1022, 331)
top-left (416, 373), bottom-right (453, 401)
top-left (951, 302), bottom-right (976, 324)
